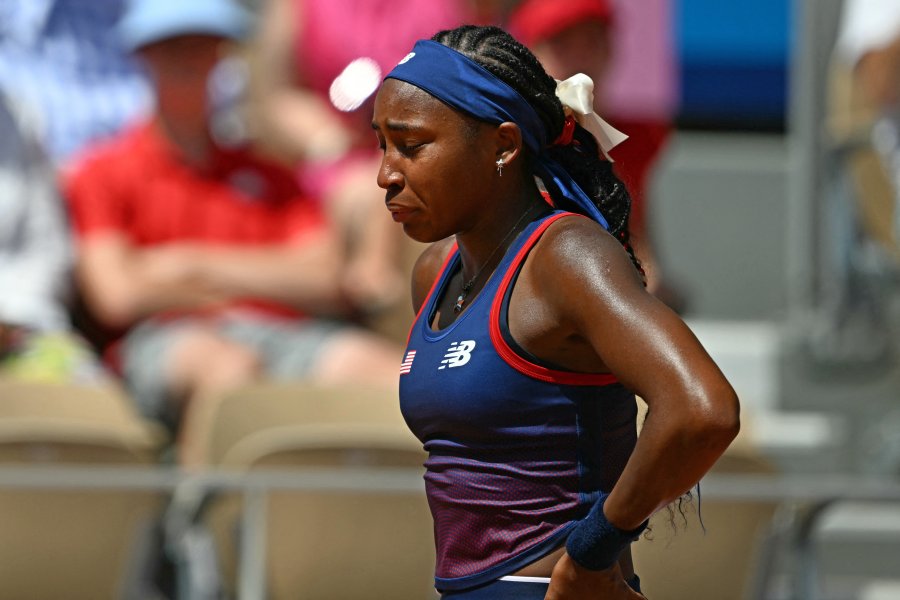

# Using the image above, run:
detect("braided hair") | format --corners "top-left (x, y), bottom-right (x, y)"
top-left (432, 25), bottom-right (644, 279)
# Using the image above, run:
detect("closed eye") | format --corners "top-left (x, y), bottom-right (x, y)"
top-left (399, 141), bottom-right (424, 155)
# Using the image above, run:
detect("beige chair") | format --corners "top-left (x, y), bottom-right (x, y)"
top-left (201, 382), bottom-right (436, 600)
top-left (632, 443), bottom-right (779, 600)
top-left (0, 379), bottom-right (168, 600)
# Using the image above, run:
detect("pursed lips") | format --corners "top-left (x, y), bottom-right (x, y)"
top-left (386, 200), bottom-right (417, 222)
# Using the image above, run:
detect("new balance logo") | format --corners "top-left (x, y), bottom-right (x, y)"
top-left (400, 350), bottom-right (416, 375)
top-left (439, 340), bottom-right (476, 370)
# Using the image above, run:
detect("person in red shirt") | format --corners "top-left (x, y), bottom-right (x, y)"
top-left (66, 0), bottom-right (402, 465)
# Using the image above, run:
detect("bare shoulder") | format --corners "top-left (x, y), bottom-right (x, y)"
top-left (411, 237), bottom-right (456, 313)
top-left (529, 214), bottom-right (645, 295)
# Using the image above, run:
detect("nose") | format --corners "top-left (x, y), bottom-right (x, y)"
top-left (376, 153), bottom-right (403, 191)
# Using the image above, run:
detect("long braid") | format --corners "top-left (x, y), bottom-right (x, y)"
top-left (432, 25), bottom-right (644, 280)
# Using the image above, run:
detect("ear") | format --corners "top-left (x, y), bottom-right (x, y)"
top-left (494, 121), bottom-right (524, 169)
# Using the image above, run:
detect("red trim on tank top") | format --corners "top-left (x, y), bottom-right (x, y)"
top-left (489, 213), bottom-right (619, 387)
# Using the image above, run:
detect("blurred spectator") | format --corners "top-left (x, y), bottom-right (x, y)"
top-left (247, 0), bottom-right (468, 165)
top-left (830, 0), bottom-right (900, 466)
top-left (65, 0), bottom-right (402, 465)
top-left (0, 91), bottom-right (106, 384)
top-left (0, 0), bottom-right (151, 167)
top-left (464, 0), bottom-right (520, 24)
top-left (833, 0), bottom-right (900, 253)
top-left (509, 0), bottom-right (615, 106)
top-left (246, 0), bottom-right (472, 318)
top-left (509, 0), bottom-right (683, 308)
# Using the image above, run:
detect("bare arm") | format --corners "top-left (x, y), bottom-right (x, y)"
top-left (76, 230), bottom-right (346, 329)
top-left (75, 233), bottom-right (230, 329)
top-left (517, 218), bottom-right (738, 599)
top-left (245, 0), bottom-right (351, 163)
top-left (167, 233), bottom-right (347, 314)
top-left (532, 218), bottom-right (739, 528)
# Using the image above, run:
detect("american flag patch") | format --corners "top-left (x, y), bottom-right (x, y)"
top-left (400, 350), bottom-right (416, 375)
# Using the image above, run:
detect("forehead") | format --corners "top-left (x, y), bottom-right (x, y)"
top-left (373, 78), bottom-right (470, 126)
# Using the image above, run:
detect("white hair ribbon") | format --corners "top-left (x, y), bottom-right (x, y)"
top-left (555, 74), bottom-right (628, 162)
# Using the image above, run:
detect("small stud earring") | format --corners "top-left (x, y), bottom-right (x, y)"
top-left (496, 158), bottom-right (504, 177)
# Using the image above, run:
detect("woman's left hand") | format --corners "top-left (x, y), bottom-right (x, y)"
top-left (545, 553), bottom-right (645, 600)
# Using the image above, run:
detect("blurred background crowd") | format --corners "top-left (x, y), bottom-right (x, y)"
top-left (1, 0), bottom-right (899, 598)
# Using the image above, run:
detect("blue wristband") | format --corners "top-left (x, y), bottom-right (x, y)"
top-left (565, 494), bottom-right (649, 571)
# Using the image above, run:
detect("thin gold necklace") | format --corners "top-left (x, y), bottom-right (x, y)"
top-left (453, 203), bottom-right (539, 314)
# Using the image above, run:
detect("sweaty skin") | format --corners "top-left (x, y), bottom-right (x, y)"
top-left (374, 77), bottom-right (739, 600)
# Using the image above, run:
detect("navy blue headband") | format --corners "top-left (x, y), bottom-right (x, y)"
top-left (385, 39), bottom-right (610, 231)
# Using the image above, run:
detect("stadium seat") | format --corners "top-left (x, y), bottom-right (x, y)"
top-left (194, 381), bottom-right (436, 600)
top-left (0, 379), bottom-right (168, 600)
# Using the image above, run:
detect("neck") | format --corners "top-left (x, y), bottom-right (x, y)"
top-left (456, 192), bottom-right (546, 283)
top-left (155, 113), bottom-right (214, 167)
top-left (451, 192), bottom-right (547, 315)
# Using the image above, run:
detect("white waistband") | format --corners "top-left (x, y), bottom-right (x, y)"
top-left (498, 575), bottom-right (552, 584)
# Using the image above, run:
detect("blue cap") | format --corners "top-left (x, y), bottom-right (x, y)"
top-left (118, 0), bottom-right (252, 51)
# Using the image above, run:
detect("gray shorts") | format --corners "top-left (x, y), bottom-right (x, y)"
top-left (120, 313), bottom-right (344, 424)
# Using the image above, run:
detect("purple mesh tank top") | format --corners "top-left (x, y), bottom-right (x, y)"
top-left (399, 211), bottom-right (638, 592)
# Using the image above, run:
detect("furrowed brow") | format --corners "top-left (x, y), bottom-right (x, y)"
top-left (372, 119), bottom-right (418, 132)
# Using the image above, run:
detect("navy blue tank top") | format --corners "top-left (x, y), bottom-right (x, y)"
top-left (399, 211), bottom-right (638, 592)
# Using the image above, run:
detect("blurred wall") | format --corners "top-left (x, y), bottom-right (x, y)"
top-left (650, 0), bottom-right (849, 322)
top-left (650, 132), bottom-right (789, 320)
top-left (676, 0), bottom-right (792, 130)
